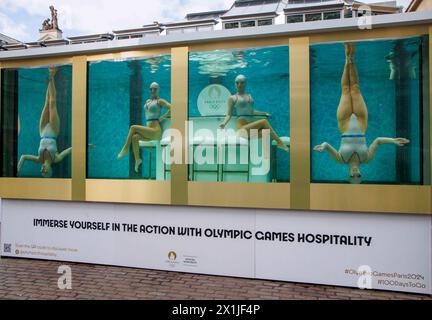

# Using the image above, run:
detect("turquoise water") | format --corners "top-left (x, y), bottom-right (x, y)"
top-left (2, 65), bottom-right (72, 178)
top-left (311, 36), bottom-right (427, 184)
top-left (188, 45), bottom-right (290, 182)
top-left (87, 55), bottom-right (171, 179)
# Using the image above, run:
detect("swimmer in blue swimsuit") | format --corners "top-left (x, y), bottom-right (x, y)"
top-left (314, 43), bottom-right (409, 183)
top-left (17, 67), bottom-right (72, 178)
top-left (219, 74), bottom-right (290, 152)
top-left (117, 82), bottom-right (172, 172)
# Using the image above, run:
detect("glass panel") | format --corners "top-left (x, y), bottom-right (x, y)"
top-left (324, 11), bottom-right (341, 20)
top-left (311, 36), bottom-right (429, 185)
top-left (286, 15), bottom-right (304, 24)
top-left (87, 55), bottom-right (172, 180)
top-left (224, 22), bottom-right (239, 29)
top-left (188, 46), bottom-right (290, 183)
top-left (258, 19), bottom-right (273, 26)
top-left (1, 65), bottom-right (72, 178)
top-left (305, 13), bottom-right (322, 22)
top-left (345, 10), bottom-right (353, 18)
top-left (241, 21), bottom-right (256, 28)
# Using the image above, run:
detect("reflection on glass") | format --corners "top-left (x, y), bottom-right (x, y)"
top-left (324, 11), bottom-right (340, 20)
top-left (188, 46), bottom-right (290, 183)
top-left (87, 55), bottom-right (171, 180)
top-left (287, 15), bottom-right (303, 24)
top-left (305, 13), bottom-right (322, 22)
top-left (1, 65), bottom-right (72, 178)
top-left (311, 37), bottom-right (428, 184)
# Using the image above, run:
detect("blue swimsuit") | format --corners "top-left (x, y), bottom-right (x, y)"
top-left (145, 99), bottom-right (162, 125)
top-left (234, 94), bottom-right (254, 122)
top-left (38, 123), bottom-right (58, 161)
top-left (339, 114), bottom-right (368, 163)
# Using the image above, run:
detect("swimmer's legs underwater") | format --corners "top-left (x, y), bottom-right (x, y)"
top-left (336, 43), bottom-right (368, 134)
top-left (39, 68), bottom-right (60, 136)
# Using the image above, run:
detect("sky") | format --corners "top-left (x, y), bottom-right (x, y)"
top-left (0, 0), bottom-right (413, 42)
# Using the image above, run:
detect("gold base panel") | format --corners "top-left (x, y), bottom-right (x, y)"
top-left (310, 184), bottom-right (431, 215)
top-left (86, 180), bottom-right (171, 205)
top-left (188, 182), bottom-right (290, 209)
top-left (0, 178), bottom-right (72, 201)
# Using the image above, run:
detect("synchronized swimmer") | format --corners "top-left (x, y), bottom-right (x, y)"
top-left (117, 82), bottom-right (172, 172)
top-left (313, 43), bottom-right (409, 183)
top-left (219, 74), bottom-right (290, 152)
top-left (17, 67), bottom-right (72, 178)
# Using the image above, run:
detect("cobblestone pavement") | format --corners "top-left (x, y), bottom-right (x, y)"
top-left (0, 257), bottom-right (430, 300)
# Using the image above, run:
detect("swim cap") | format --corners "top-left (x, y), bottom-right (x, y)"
top-left (235, 75), bottom-right (247, 83)
top-left (150, 82), bottom-right (160, 89)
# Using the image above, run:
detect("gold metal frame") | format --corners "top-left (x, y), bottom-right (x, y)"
top-left (309, 26), bottom-right (432, 215)
top-left (290, 36), bottom-right (309, 210)
top-left (72, 56), bottom-right (87, 201)
top-left (0, 57), bottom-right (73, 202)
top-left (0, 24), bottom-right (431, 214)
top-left (85, 48), bottom-right (173, 205)
top-left (188, 37), bottom-right (292, 209)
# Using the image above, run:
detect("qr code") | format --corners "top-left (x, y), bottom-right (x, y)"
top-left (3, 243), bottom-right (11, 253)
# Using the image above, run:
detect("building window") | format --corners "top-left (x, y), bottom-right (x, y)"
top-left (286, 15), bottom-right (304, 24)
top-left (305, 13), bottom-right (322, 22)
top-left (241, 20), bottom-right (256, 28)
top-left (224, 22), bottom-right (239, 29)
top-left (258, 19), bottom-right (273, 26)
top-left (345, 10), bottom-right (353, 18)
top-left (323, 11), bottom-right (341, 20)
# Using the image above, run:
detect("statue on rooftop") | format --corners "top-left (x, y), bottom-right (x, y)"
top-left (40, 5), bottom-right (60, 31)
top-left (41, 18), bottom-right (52, 31)
top-left (50, 5), bottom-right (59, 30)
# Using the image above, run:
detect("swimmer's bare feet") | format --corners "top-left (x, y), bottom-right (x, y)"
top-left (344, 42), bottom-right (356, 59)
top-left (49, 67), bottom-right (58, 78)
top-left (117, 148), bottom-right (128, 159)
top-left (344, 43), bottom-right (351, 56)
top-left (134, 159), bottom-right (142, 173)
top-left (350, 42), bottom-right (356, 55)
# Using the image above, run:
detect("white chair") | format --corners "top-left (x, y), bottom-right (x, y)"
top-left (138, 140), bottom-right (158, 179)
top-left (138, 119), bottom-right (171, 180)
top-left (190, 131), bottom-right (250, 182)
top-left (218, 132), bottom-right (250, 182)
top-left (159, 135), bottom-right (172, 180)
top-left (189, 135), bottom-right (220, 181)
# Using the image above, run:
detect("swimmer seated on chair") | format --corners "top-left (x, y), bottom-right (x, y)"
top-left (313, 43), bottom-right (410, 184)
top-left (219, 74), bottom-right (290, 152)
top-left (117, 82), bottom-right (172, 173)
top-left (17, 67), bottom-right (73, 178)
